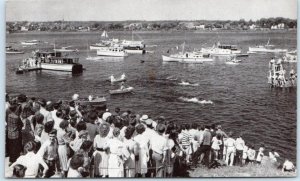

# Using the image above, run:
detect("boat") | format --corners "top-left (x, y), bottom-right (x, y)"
top-left (109, 73), bottom-right (126, 83)
top-left (21, 40), bottom-right (39, 46)
top-left (6, 46), bottom-right (24, 54)
top-left (248, 39), bottom-right (288, 54)
top-left (18, 50), bottom-right (83, 74)
top-left (283, 50), bottom-right (297, 63)
top-left (225, 57), bottom-right (242, 65)
top-left (121, 40), bottom-right (146, 54)
top-left (162, 51), bottom-right (212, 63)
top-left (268, 58), bottom-right (296, 88)
top-left (201, 42), bottom-right (246, 56)
top-left (96, 45), bottom-right (128, 57)
top-left (53, 46), bottom-right (78, 52)
top-left (109, 87), bottom-right (134, 95)
top-left (75, 97), bottom-right (107, 110)
top-left (90, 31), bottom-right (119, 50)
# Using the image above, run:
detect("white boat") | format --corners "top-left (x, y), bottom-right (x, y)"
top-left (6, 46), bottom-right (24, 54)
top-left (162, 52), bottom-right (212, 63)
top-left (96, 46), bottom-right (128, 57)
top-left (109, 87), bottom-right (134, 95)
top-left (225, 58), bottom-right (242, 65)
top-left (121, 39), bottom-right (146, 54)
top-left (248, 39), bottom-right (287, 54)
top-left (90, 43), bottom-right (108, 50)
top-left (110, 73), bottom-right (126, 83)
top-left (283, 50), bottom-right (297, 62)
top-left (21, 40), bottom-right (39, 45)
top-left (201, 43), bottom-right (243, 56)
top-left (22, 50), bottom-right (83, 74)
top-left (54, 46), bottom-right (78, 52)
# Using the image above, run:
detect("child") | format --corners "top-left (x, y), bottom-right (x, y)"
top-left (256, 146), bottom-right (265, 164)
top-left (242, 144), bottom-right (249, 165)
top-left (12, 164), bottom-right (26, 178)
top-left (247, 145), bottom-right (256, 164)
top-left (211, 134), bottom-right (222, 160)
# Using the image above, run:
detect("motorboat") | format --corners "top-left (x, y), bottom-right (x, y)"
top-left (96, 45), bottom-right (128, 57)
top-left (162, 51), bottom-right (212, 63)
top-left (109, 87), bottom-right (134, 95)
top-left (54, 46), bottom-right (78, 52)
top-left (6, 46), bottom-right (24, 54)
top-left (121, 40), bottom-right (146, 54)
top-left (21, 40), bottom-right (39, 46)
top-left (283, 50), bottom-right (297, 63)
top-left (75, 97), bottom-right (107, 110)
top-left (225, 58), bottom-right (242, 65)
top-left (201, 42), bottom-right (245, 56)
top-left (109, 73), bottom-right (126, 83)
top-left (248, 39), bottom-right (287, 54)
top-left (18, 50), bottom-right (83, 74)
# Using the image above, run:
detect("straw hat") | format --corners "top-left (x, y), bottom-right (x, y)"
top-left (140, 115), bottom-right (149, 122)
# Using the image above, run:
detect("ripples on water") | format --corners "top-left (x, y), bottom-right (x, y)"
top-left (6, 31), bottom-right (297, 162)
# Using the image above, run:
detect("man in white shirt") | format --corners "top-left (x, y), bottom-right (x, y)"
top-left (224, 132), bottom-right (236, 166)
top-left (150, 124), bottom-right (167, 177)
top-left (235, 134), bottom-right (245, 166)
top-left (282, 159), bottom-right (295, 172)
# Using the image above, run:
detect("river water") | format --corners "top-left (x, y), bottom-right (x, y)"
top-left (6, 31), bottom-right (297, 162)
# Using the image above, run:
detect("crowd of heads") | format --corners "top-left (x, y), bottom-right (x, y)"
top-left (5, 93), bottom-right (295, 178)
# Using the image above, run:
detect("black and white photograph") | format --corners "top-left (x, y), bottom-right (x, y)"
top-left (4, 0), bottom-right (297, 178)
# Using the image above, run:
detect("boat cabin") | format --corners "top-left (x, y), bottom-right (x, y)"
top-left (218, 45), bottom-right (238, 50)
top-left (35, 51), bottom-right (80, 64)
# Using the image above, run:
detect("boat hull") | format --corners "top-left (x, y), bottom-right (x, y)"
top-left (124, 49), bottom-right (146, 54)
top-left (96, 50), bottom-right (128, 57)
top-left (41, 63), bottom-right (83, 74)
top-left (109, 87), bottom-right (134, 95)
top-left (6, 51), bottom-right (24, 54)
top-left (248, 47), bottom-right (288, 53)
top-left (162, 55), bottom-right (182, 62)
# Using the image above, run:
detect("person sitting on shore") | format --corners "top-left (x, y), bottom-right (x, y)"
top-left (282, 159), bottom-right (295, 172)
top-left (247, 145), bottom-right (256, 165)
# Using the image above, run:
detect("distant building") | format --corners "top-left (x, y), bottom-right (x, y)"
top-left (195, 24), bottom-right (205, 30)
top-left (249, 24), bottom-right (256, 30)
top-left (20, 26), bottom-right (28, 31)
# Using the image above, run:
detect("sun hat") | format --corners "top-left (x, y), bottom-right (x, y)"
top-left (145, 119), bottom-right (153, 126)
top-left (140, 115), bottom-right (149, 122)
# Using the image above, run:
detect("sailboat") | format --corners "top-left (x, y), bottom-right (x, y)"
top-left (90, 30), bottom-right (119, 50)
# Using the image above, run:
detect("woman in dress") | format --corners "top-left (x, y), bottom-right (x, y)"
top-left (57, 120), bottom-right (72, 177)
top-left (93, 122), bottom-right (110, 177)
top-left (20, 104), bottom-right (35, 150)
top-left (106, 128), bottom-right (126, 177)
top-left (123, 125), bottom-right (139, 177)
top-left (133, 124), bottom-right (150, 177)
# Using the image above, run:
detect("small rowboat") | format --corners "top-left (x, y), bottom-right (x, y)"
top-left (110, 73), bottom-right (126, 83)
top-left (109, 87), bottom-right (134, 95)
top-left (75, 97), bottom-right (107, 110)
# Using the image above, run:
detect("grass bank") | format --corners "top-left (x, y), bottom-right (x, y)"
top-left (189, 158), bottom-right (296, 177)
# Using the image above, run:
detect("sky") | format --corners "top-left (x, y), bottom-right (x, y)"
top-left (5, 0), bottom-right (298, 21)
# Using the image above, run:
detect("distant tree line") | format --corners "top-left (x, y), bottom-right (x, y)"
top-left (6, 17), bottom-right (297, 33)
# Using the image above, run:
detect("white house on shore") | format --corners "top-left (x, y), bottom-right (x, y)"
top-left (20, 26), bottom-right (29, 31)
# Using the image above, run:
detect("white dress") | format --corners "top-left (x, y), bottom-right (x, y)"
top-left (134, 133), bottom-right (150, 175)
top-left (123, 138), bottom-right (138, 177)
top-left (107, 138), bottom-right (125, 177)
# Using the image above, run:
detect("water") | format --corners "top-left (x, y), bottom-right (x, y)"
top-left (6, 31), bottom-right (297, 162)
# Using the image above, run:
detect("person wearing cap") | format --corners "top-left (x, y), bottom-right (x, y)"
top-left (106, 128), bottom-right (127, 177)
top-left (10, 141), bottom-right (48, 178)
top-left (93, 122), bottom-right (110, 177)
top-left (102, 110), bottom-right (112, 122)
top-left (150, 123), bottom-right (168, 177)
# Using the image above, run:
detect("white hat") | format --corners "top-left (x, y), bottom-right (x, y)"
top-left (72, 94), bottom-right (79, 101)
top-left (140, 115), bottom-right (149, 122)
top-left (274, 152), bottom-right (280, 157)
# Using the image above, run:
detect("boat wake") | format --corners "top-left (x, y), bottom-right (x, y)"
top-left (178, 80), bottom-right (199, 86)
top-left (179, 97), bottom-right (213, 104)
top-left (166, 76), bottom-right (178, 81)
